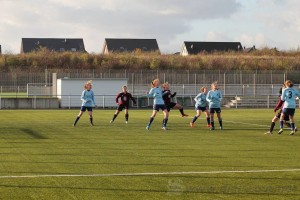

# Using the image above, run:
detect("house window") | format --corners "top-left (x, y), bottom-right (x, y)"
top-left (71, 48), bottom-right (76, 52)
top-left (60, 48), bottom-right (65, 52)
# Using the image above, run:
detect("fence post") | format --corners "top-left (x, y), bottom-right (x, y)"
top-left (102, 96), bottom-right (105, 109)
top-left (235, 96), bottom-right (238, 109)
top-left (223, 73), bottom-right (226, 96)
top-left (136, 96), bottom-right (139, 109)
top-left (254, 73), bottom-right (256, 97)
top-left (267, 95), bottom-right (270, 109)
top-left (69, 96), bottom-right (71, 110)
top-left (0, 96), bottom-right (1, 109)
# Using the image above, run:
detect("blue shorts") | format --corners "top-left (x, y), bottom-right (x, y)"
top-left (210, 108), bottom-right (221, 114)
top-left (196, 106), bottom-right (207, 111)
top-left (282, 108), bottom-right (295, 117)
top-left (153, 104), bottom-right (167, 111)
top-left (81, 106), bottom-right (93, 112)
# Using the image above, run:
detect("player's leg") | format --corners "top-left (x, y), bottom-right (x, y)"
top-left (265, 115), bottom-right (279, 134)
top-left (111, 105), bottom-right (122, 123)
top-left (278, 112), bottom-right (285, 134)
top-left (217, 111), bottom-right (223, 130)
top-left (173, 103), bottom-right (188, 117)
top-left (204, 110), bottom-right (211, 127)
top-left (288, 109), bottom-right (296, 135)
top-left (190, 109), bottom-right (201, 128)
top-left (210, 108), bottom-right (215, 130)
top-left (162, 109), bottom-right (169, 130)
top-left (88, 108), bottom-right (93, 126)
top-left (73, 107), bottom-right (85, 126)
top-left (125, 109), bottom-right (129, 123)
top-left (146, 107), bottom-right (158, 130)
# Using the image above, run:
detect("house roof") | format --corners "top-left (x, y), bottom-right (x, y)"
top-left (21, 38), bottom-right (86, 53)
top-left (183, 41), bottom-right (243, 54)
top-left (103, 38), bottom-right (160, 53)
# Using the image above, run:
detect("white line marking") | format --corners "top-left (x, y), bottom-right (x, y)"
top-left (223, 120), bottom-right (269, 127)
top-left (0, 169), bottom-right (299, 179)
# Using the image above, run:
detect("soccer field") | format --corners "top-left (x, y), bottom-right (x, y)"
top-left (0, 109), bottom-right (299, 200)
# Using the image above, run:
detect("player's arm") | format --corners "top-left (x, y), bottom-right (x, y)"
top-left (130, 93), bottom-right (137, 104)
top-left (81, 91), bottom-right (87, 102)
top-left (218, 91), bottom-right (223, 101)
top-left (206, 91), bottom-right (212, 102)
top-left (162, 90), bottom-right (169, 97)
top-left (171, 92), bottom-right (177, 98)
top-left (194, 93), bottom-right (201, 102)
top-left (274, 98), bottom-right (284, 112)
top-left (91, 91), bottom-right (96, 106)
top-left (115, 93), bottom-right (121, 104)
top-left (146, 88), bottom-right (154, 98)
top-left (280, 90), bottom-right (286, 101)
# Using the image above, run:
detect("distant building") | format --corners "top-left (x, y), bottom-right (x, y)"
top-left (243, 45), bottom-right (256, 53)
top-left (102, 38), bottom-right (160, 54)
top-left (181, 41), bottom-right (243, 56)
top-left (21, 38), bottom-right (86, 53)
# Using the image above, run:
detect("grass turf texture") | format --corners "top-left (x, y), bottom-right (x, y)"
top-left (0, 109), bottom-right (299, 200)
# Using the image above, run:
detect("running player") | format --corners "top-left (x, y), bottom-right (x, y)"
top-left (278, 80), bottom-right (300, 135)
top-left (206, 81), bottom-right (223, 131)
top-left (73, 80), bottom-right (97, 126)
top-left (265, 84), bottom-right (294, 134)
top-left (146, 79), bottom-right (169, 131)
top-left (110, 85), bottom-right (136, 124)
top-left (162, 82), bottom-right (188, 117)
top-left (190, 86), bottom-right (210, 128)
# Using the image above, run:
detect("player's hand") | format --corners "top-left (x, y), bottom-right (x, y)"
top-left (94, 105), bottom-right (98, 108)
top-left (274, 109), bottom-right (278, 113)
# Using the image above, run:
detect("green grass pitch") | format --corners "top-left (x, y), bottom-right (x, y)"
top-left (0, 109), bottom-right (299, 200)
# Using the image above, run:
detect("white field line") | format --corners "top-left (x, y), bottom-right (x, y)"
top-left (223, 120), bottom-right (269, 127)
top-left (0, 169), bottom-right (299, 179)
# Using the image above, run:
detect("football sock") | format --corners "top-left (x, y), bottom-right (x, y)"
top-left (219, 118), bottom-right (223, 127)
top-left (291, 122), bottom-right (295, 131)
top-left (163, 118), bottom-right (168, 127)
top-left (148, 117), bottom-right (154, 126)
top-left (125, 114), bottom-right (129, 121)
top-left (179, 108), bottom-right (184, 115)
top-left (280, 120), bottom-right (284, 129)
top-left (211, 121), bottom-right (215, 127)
top-left (112, 114), bottom-right (118, 121)
top-left (90, 117), bottom-right (93, 124)
top-left (206, 117), bottom-right (211, 125)
top-left (192, 116), bottom-right (198, 123)
top-left (74, 116), bottom-right (80, 125)
top-left (269, 122), bottom-right (275, 132)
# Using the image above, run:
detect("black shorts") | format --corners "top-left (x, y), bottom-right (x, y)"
top-left (282, 108), bottom-right (295, 117)
top-left (166, 102), bottom-right (177, 112)
top-left (210, 108), bottom-right (221, 114)
top-left (276, 110), bottom-right (290, 121)
top-left (153, 104), bottom-right (167, 111)
top-left (117, 104), bottom-right (129, 111)
top-left (196, 106), bottom-right (207, 111)
top-left (80, 106), bottom-right (93, 112)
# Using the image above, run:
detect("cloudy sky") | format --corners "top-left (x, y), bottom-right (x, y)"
top-left (0, 0), bottom-right (300, 53)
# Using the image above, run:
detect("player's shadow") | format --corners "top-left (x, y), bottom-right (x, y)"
top-left (20, 128), bottom-right (48, 139)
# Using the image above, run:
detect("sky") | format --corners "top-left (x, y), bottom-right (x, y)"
top-left (0, 0), bottom-right (300, 54)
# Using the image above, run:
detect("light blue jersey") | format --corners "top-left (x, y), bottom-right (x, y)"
top-left (206, 90), bottom-right (222, 108)
top-left (281, 87), bottom-right (300, 109)
top-left (194, 93), bottom-right (207, 108)
top-left (147, 87), bottom-right (165, 105)
top-left (81, 90), bottom-right (96, 107)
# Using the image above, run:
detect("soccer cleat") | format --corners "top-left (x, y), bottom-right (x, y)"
top-left (190, 122), bottom-right (195, 128)
top-left (207, 124), bottom-right (211, 128)
top-left (220, 126), bottom-right (223, 130)
top-left (90, 123), bottom-right (94, 126)
top-left (182, 114), bottom-right (189, 117)
top-left (73, 124), bottom-right (76, 127)
top-left (110, 120), bottom-right (114, 124)
top-left (162, 126), bottom-right (167, 131)
top-left (278, 129), bottom-right (283, 134)
top-left (146, 125), bottom-right (150, 130)
top-left (125, 121), bottom-right (128, 124)
top-left (210, 126), bottom-right (215, 131)
top-left (264, 131), bottom-right (272, 135)
top-left (295, 127), bottom-right (298, 133)
top-left (290, 131), bottom-right (295, 135)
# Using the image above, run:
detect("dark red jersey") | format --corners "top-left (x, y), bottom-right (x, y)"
top-left (162, 90), bottom-right (176, 105)
top-left (274, 98), bottom-right (284, 112)
top-left (116, 92), bottom-right (136, 106)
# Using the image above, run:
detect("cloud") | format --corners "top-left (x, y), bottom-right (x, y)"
top-left (0, 0), bottom-right (241, 53)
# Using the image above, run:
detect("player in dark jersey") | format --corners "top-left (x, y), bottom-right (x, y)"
top-left (162, 82), bottom-right (188, 117)
top-left (110, 85), bottom-right (136, 124)
top-left (265, 84), bottom-right (297, 134)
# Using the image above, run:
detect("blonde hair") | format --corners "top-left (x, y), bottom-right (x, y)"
top-left (122, 85), bottom-right (127, 89)
top-left (285, 80), bottom-right (294, 88)
top-left (200, 86), bottom-right (206, 93)
top-left (211, 81), bottom-right (218, 89)
top-left (162, 82), bottom-right (169, 88)
top-left (151, 79), bottom-right (160, 88)
top-left (84, 80), bottom-right (92, 89)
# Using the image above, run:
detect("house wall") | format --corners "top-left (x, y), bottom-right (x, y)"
top-left (180, 45), bottom-right (189, 56)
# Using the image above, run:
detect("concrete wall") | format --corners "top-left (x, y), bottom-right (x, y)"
top-left (0, 98), bottom-right (59, 109)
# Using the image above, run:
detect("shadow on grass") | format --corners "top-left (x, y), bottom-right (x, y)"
top-left (20, 128), bottom-right (48, 139)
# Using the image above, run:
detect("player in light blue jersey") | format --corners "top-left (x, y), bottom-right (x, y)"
top-left (73, 81), bottom-right (97, 126)
top-left (146, 79), bottom-right (169, 131)
top-left (278, 80), bottom-right (300, 135)
top-left (206, 82), bottom-right (223, 131)
top-left (190, 86), bottom-right (210, 128)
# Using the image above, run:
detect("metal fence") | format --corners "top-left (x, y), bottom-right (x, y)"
top-left (1, 70), bottom-right (300, 86)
